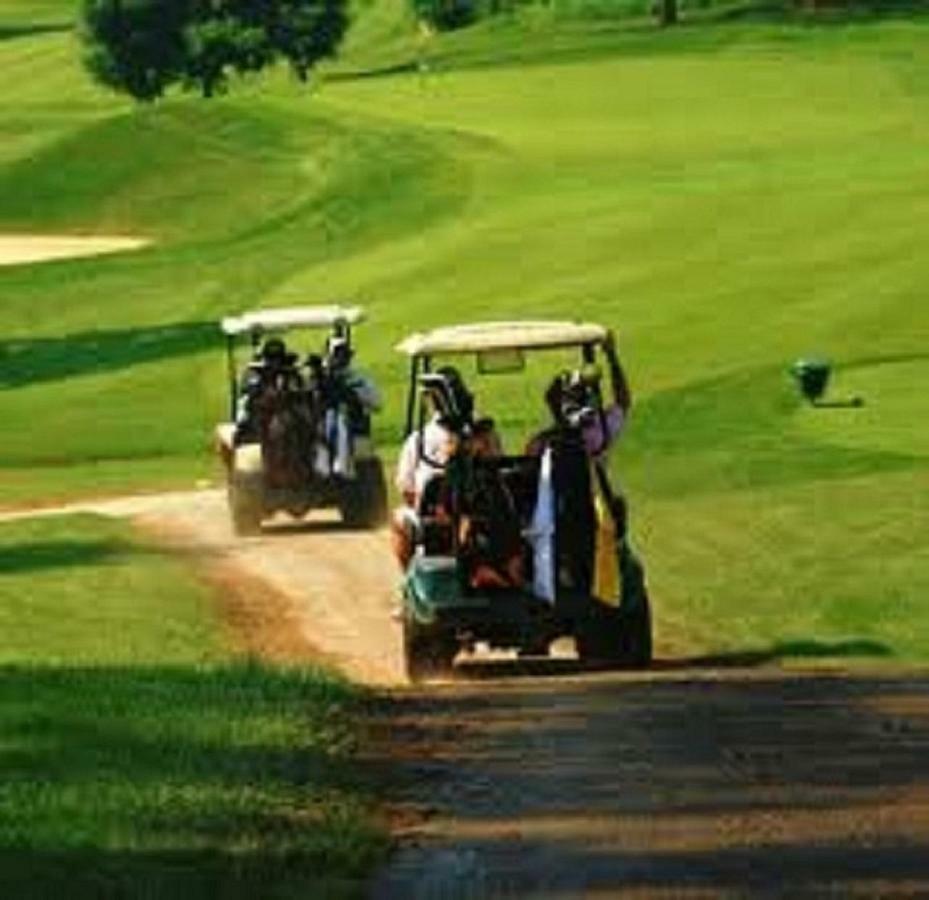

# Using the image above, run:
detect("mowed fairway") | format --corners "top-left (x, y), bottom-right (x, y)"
top-left (2, 0), bottom-right (929, 673)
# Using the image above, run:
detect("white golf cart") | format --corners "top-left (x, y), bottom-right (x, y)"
top-left (395, 320), bottom-right (652, 681)
top-left (216, 305), bottom-right (387, 535)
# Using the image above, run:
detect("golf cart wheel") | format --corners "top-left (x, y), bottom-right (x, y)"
top-left (228, 474), bottom-right (264, 536)
top-left (340, 458), bottom-right (389, 529)
top-left (576, 594), bottom-right (652, 669)
top-left (575, 606), bottom-right (620, 665)
top-left (617, 589), bottom-right (652, 669)
top-left (402, 617), bottom-right (456, 683)
top-left (616, 551), bottom-right (653, 668)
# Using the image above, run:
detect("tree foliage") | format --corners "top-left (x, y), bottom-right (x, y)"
top-left (81, 0), bottom-right (349, 101)
top-left (411, 0), bottom-right (479, 31)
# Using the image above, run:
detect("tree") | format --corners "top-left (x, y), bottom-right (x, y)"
top-left (81, 0), bottom-right (349, 101)
top-left (657, 0), bottom-right (678, 25)
top-left (411, 0), bottom-right (478, 31)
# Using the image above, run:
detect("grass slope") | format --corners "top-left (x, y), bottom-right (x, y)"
top-left (0, 514), bottom-right (385, 898)
top-left (1, 3), bottom-right (928, 659)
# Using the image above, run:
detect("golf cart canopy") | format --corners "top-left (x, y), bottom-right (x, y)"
top-left (222, 305), bottom-right (365, 336)
top-left (396, 321), bottom-right (609, 357)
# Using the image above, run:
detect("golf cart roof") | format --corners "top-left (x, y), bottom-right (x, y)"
top-left (221, 305), bottom-right (365, 336)
top-left (396, 320), bottom-right (609, 356)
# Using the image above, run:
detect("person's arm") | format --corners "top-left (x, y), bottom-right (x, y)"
top-left (604, 331), bottom-right (631, 414)
top-left (396, 434), bottom-right (417, 506)
top-left (351, 370), bottom-right (382, 412)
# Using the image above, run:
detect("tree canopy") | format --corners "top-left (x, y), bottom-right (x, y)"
top-left (81, 0), bottom-right (349, 101)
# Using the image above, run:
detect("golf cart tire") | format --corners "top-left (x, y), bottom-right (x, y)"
top-left (617, 589), bottom-right (652, 669)
top-left (576, 592), bottom-right (652, 669)
top-left (575, 606), bottom-right (618, 665)
top-left (228, 474), bottom-right (264, 536)
top-left (340, 458), bottom-right (389, 529)
top-left (402, 616), bottom-right (456, 683)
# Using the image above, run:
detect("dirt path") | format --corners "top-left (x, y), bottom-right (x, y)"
top-left (371, 668), bottom-right (929, 897)
top-left (8, 492), bottom-right (929, 894)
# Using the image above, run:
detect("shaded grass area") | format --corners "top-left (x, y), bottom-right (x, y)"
top-left (0, 321), bottom-right (216, 389)
top-left (0, 23), bottom-right (70, 40)
top-left (0, 515), bottom-right (386, 897)
top-left (0, 665), bottom-right (383, 900)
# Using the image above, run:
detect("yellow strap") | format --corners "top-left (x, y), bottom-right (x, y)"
top-left (591, 468), bottom-right (621, 606)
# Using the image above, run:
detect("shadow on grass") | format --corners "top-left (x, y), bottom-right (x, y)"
top-left (0, 663), bottom-right (386, 899)
top-left (325, 61), bottom-right (422, 82)
top-left (0, 23), bottom-right (72, 42)
top-left (452, 637), bottom-right (894, 680)
top-left (660, 637), bottom-right (894, 668)
top-left (0, 321), bottom-right (216, 389)
top-left (0, 538), bottom-right (129, 575)
top-left (0, 847), bottom-right (366, 900)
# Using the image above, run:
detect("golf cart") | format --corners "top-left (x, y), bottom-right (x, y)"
top-left (216, 305), bottom-right (387, 535)
top-left (396, 321), bottom-right (652, 681)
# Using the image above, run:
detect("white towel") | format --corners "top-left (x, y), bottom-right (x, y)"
top-left (315, 408), bottom-right (355, 479)
top-left (527, 448), bottom-right (556, 603)
top-left (331, 409), bottom-right (354, 478)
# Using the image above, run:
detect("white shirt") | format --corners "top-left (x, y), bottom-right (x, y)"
top-left (395, 416), bottom-right (455, 501)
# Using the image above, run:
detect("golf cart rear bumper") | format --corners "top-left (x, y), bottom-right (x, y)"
top-left (403, 556), bottom-right (597, 643)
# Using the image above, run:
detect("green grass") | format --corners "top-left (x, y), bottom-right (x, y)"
top-left (0, 515), bottom-right (386, 897)
top-left (0, 514), bottom-right (222, 663)
top-left (2, 2), bottom-right (929, 661)
top-left (0, 0), bottom-right (75, 30)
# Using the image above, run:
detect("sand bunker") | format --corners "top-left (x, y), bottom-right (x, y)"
top-left (0, 234), bottom-right (150, 267)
